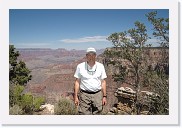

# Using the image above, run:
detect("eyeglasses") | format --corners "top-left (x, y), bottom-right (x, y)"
top-left (86, 63), bottom-right (97, 75)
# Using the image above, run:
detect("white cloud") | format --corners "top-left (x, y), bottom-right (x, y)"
top-left (15, 43), bottom-right (51, 48)
top-left (59, 36), bottom-right (108, 43)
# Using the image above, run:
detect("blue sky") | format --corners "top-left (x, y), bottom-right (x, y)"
top-left (9, 9), bottom-right (169, 50)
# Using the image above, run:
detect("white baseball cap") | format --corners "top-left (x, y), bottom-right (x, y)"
top-left (86, 47), bottom-right (96, 53)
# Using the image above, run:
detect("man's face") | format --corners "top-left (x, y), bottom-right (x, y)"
top-left (86, 52), bottom-right (96, 62)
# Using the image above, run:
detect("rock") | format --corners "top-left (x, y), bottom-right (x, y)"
top-left (141, 91), bottom-right (160, 98)
top-left (109, 107), bottom-right (118, 113)
top-left (140, 111), bottom-right (149, 115)
top-left (40, 103), bottom-right (54, 115)
top-left (117, 110), bottom-right (129, 115)
top-left (107, 112), bottom-right (115, 115)
top-left (115, 87), bottom-right (136, 99)
top-left (112, 86), bottom-right (161, 115)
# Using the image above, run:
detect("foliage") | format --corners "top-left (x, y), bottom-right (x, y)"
top-left (145, 11), bottom-right (169, 47)
top-left (145, 11), bottom-right (169, 114)
top-left (144, 70), bottom-right (169, 114)
top-left (9, 45), bottom-right (45, 115)
top-left (21, 93), bottom-right (34, 114)
top-left (9, 45), bottom-right (32, 85)
top-left (105, 11), bottom-right (169, 114)
top-left (20, 93), bottom-right (45, 114)
top-left (9, 86), bottom-right (45, 115)
top-left (107, 21), bottom-right (150, 114)
top-left (54, 97), bottom-right (78, 115)
top-left (9, 45), bottom-right (20, 66)
top-left (9, 104), bottom-right (23, 115)
top-left (33, 97), bottom-right (45, 111)
top-left (9, 84), bottom-right (24, 106)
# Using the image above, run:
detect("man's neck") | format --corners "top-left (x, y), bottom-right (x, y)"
top-left (87, 61), bottom-right (95, 67)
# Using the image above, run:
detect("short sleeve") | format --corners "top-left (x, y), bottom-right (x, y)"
top-left (74, 65), bottom-right (81, 79)
top-left (101, 64), bottom-right (107, 79)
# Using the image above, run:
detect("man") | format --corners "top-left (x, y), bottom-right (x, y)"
top-left (74, 47), bottom-right (107, 115)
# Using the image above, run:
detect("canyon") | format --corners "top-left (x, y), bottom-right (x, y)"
top-left (18, 47), bottom-right (169, 114)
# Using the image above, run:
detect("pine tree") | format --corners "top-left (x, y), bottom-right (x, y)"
top-left (9, 45), bottom-right (32, 85)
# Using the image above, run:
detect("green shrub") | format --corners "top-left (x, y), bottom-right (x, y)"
top-left (33, 97), bottom-right (45, 111)
top-left (9, 85), bottom-right (24, 106)
top-left (21, 93), bottom-right (33, 114)
top-left (9, 104), bottom-right (23, 115)
top-left (54, 97), bottom-right (78, 115)
top-left (9, 87), bottom-right (46, 115)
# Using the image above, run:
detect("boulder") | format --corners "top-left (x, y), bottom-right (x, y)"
top-left (115, 87), bottom-right (136, 99)
top-left (111, 86), bottom-right (161, 115)
top-left (40, 103), bottom-right (54, 115)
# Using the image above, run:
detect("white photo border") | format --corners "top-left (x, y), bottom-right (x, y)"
top-left (0, 0), bottom-right (179, 125)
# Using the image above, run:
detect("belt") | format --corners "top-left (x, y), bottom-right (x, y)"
top-left (80, 89), bottom-right (101, 94)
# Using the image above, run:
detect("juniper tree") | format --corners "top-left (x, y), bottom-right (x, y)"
top-left (106, 21), bottom-right (151, 114)
top-left (105, 11), bottom-right (169, 115)
top-left (9, 45), bottom-right (32, 108)
top-left (9, 45), bottom-right (32, 85)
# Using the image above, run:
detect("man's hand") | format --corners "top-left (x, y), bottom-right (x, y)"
top-left (102, 97), bottom-right (107, 105)
top-left (74, 78), bottom-right (80, 106)
top-left (74, 95), bottom-right (79, 106)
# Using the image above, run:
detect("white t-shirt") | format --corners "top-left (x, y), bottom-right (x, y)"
top-left (74, 61), bottom-right (107, 92)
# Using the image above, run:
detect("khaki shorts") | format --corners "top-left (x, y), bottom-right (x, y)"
top-left (78, 90), bottom-right (103, 115)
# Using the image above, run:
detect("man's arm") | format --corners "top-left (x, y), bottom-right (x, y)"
top-left (101, 79), bottom-right (107, 105)
top-left (74, 78), bottom-right (80, 106)
top-left (101, 79), bottom-right (106, 96)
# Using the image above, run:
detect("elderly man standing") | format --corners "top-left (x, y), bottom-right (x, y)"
top-left (74, 47), bottom-right (107, 115)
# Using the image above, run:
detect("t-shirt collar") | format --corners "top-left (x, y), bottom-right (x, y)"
top-left (86, 62), bottom-right (97, 71)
